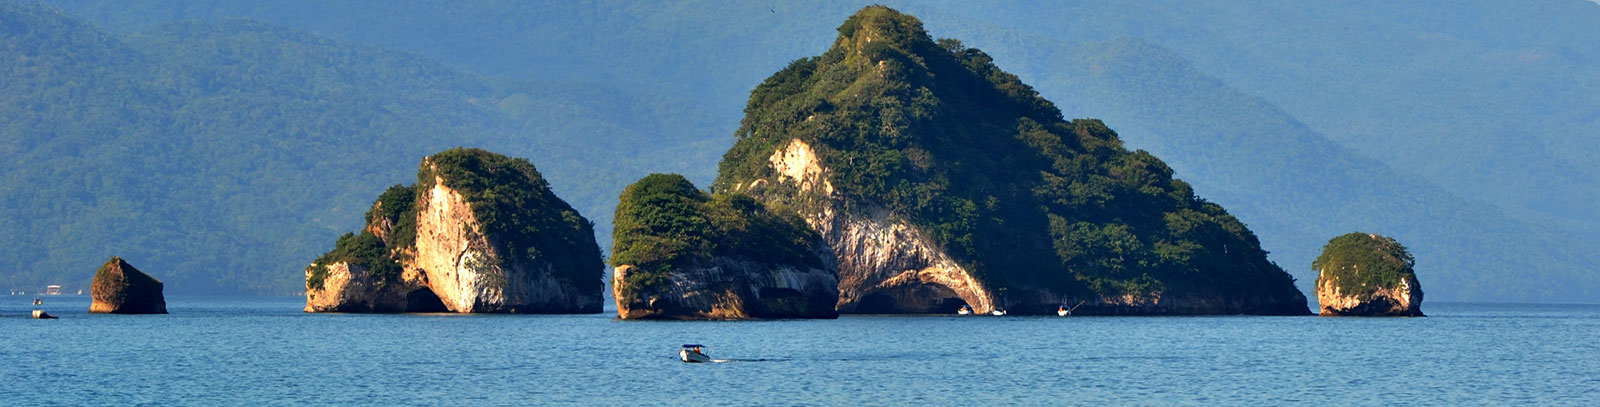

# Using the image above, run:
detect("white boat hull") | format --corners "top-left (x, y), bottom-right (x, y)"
top-left (680, 349), bottom-right (711, 363)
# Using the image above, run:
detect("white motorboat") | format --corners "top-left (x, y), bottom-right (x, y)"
top-left (33, 310), bottom-right (57, 319)
top-left (990, 309), bottom-right (1007, 316)
top-left (957, 305), bottom-right (972, 315)
top-left (680, 344), bottom-right (711, 363)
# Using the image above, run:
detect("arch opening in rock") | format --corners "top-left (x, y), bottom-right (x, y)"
top-left (404, 288), bottom-right (449, 312)
top-left (851, 282), bottom-right (964, 314)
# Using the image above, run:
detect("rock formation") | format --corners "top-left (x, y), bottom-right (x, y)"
top-left (713, 6), bottom-right (1309, 315)
top-left (90, 256), bottom-right (168, 314)
top-left (611, 174), bottom-right (839, 319)
top-left (305, 148), bottom-right (605, 313)
top-left (1314, 233), bottom-right (1424, 316)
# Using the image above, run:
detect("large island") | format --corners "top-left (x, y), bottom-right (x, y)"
top-left (712, 6), bottom-right (1309, 315)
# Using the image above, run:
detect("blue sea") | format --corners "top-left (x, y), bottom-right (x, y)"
top-left (3, 296), bottom-right (1597, 406)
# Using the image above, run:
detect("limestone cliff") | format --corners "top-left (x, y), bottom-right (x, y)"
top-left (1314, 233), bottom-right (1425, 317)
top-left (714, 6), bottom-right (1309, 315)
top-left (611, 174), bottom-right (839, 319)
top-left (305, 148), bottom-right (604, 313)
top-left (90, 256), bottom-right (167, 314)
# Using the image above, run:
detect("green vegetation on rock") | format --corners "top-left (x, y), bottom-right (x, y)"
top-left (1313, 233), bottom-right (1416, 298)
top-left (716, 6), bottom-right (1301, 302)
top-left (612, 173), bottom-right (824, 298)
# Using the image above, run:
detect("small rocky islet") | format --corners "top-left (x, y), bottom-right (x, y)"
top-left (304, 6), bottom-right (1423, 319)
top-left (1314, 233), bottom-right (1425, 317)
top-left (90, 256), bottom-right (167, 314)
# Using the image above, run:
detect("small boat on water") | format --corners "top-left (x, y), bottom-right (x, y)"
top-left (32, 310), bottom-right (57, 319)
top-left (680, 344), bottom-right (711, 363)
top-left (990, 309), bottom-right (1007, 316)
top-left (33, 298), bottom-right (42, 305)
top-left (957, 305), bottom-right (973, 315)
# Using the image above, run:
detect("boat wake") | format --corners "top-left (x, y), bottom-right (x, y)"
top-left (710, 358), bottom-right (787, 363)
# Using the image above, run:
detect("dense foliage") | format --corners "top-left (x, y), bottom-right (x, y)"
top-left (612, 173), bottom-right (824, 297)
top-left (717, 6), bottom-right (1300, 300)
top-left (1313, 233), bottom-right (1417, 298)
top-left (421, 148), bottom-right (605, 295)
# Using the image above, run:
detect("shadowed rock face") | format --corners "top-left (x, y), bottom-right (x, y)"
top-left (90, 257), bottom-right (167, 314)
top-left (612, 258), bottom-right (839, 320)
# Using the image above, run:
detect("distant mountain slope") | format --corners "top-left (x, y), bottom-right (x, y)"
top-left (0, 2), bottom-right (719, 294)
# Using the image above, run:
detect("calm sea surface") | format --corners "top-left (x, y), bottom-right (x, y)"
top-left (2, 296), bottom-right (1596, 406)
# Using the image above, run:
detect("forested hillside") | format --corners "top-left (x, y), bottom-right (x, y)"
top-left (1, 2), bottom-right (719, 293)
top-left (14, 0), bottom-right (1599, 301)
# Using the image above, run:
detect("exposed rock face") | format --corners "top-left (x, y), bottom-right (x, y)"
top-left (305, 148), bottom-right (605, 313)
top-left (410, 176), bottom-right (600, 313)
top-left (1315, 233), bottom-right (1425, 317)
top-left (612, 259), bottom-right (839, 319)
top-left (90, 257), bottom-right (167, 314)
top-left (763, 139), bottom-right (990, 313)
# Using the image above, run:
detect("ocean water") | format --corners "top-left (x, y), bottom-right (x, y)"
top-left (2, 296), bottom-right (1596, 406)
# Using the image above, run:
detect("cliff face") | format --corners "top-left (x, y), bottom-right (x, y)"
top-left (304, 148), bottom-right (604, 313)
top-left (90, 257), bottom-right (167, 314)
top-left (410, 172), bottom-right (601, 313)
top-left (715, 6), bottom-right (1309, 315)
top-left (610, 174), bottom-right (839, 319)
top-left (1314, 233), bottom-right (1425, 317)
top-left (757, 140), bottom-right (993, 313)
top-left (1317, 275), bottom-right (1423, 316)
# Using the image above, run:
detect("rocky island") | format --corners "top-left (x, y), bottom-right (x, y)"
top-left (610, 174), bottom-right (839, 319)
top-left (90, 256), bottom-right (167, 314)
top-left (712, 6), bottom-right (1309, 315)
top-left (1314, 233), bottom-right (1424, 316)
top-left (304, 148), bottom-right (605, 313)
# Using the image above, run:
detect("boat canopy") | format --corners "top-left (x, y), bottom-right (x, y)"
top-left (682, 344), bottom-right (705, 348)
